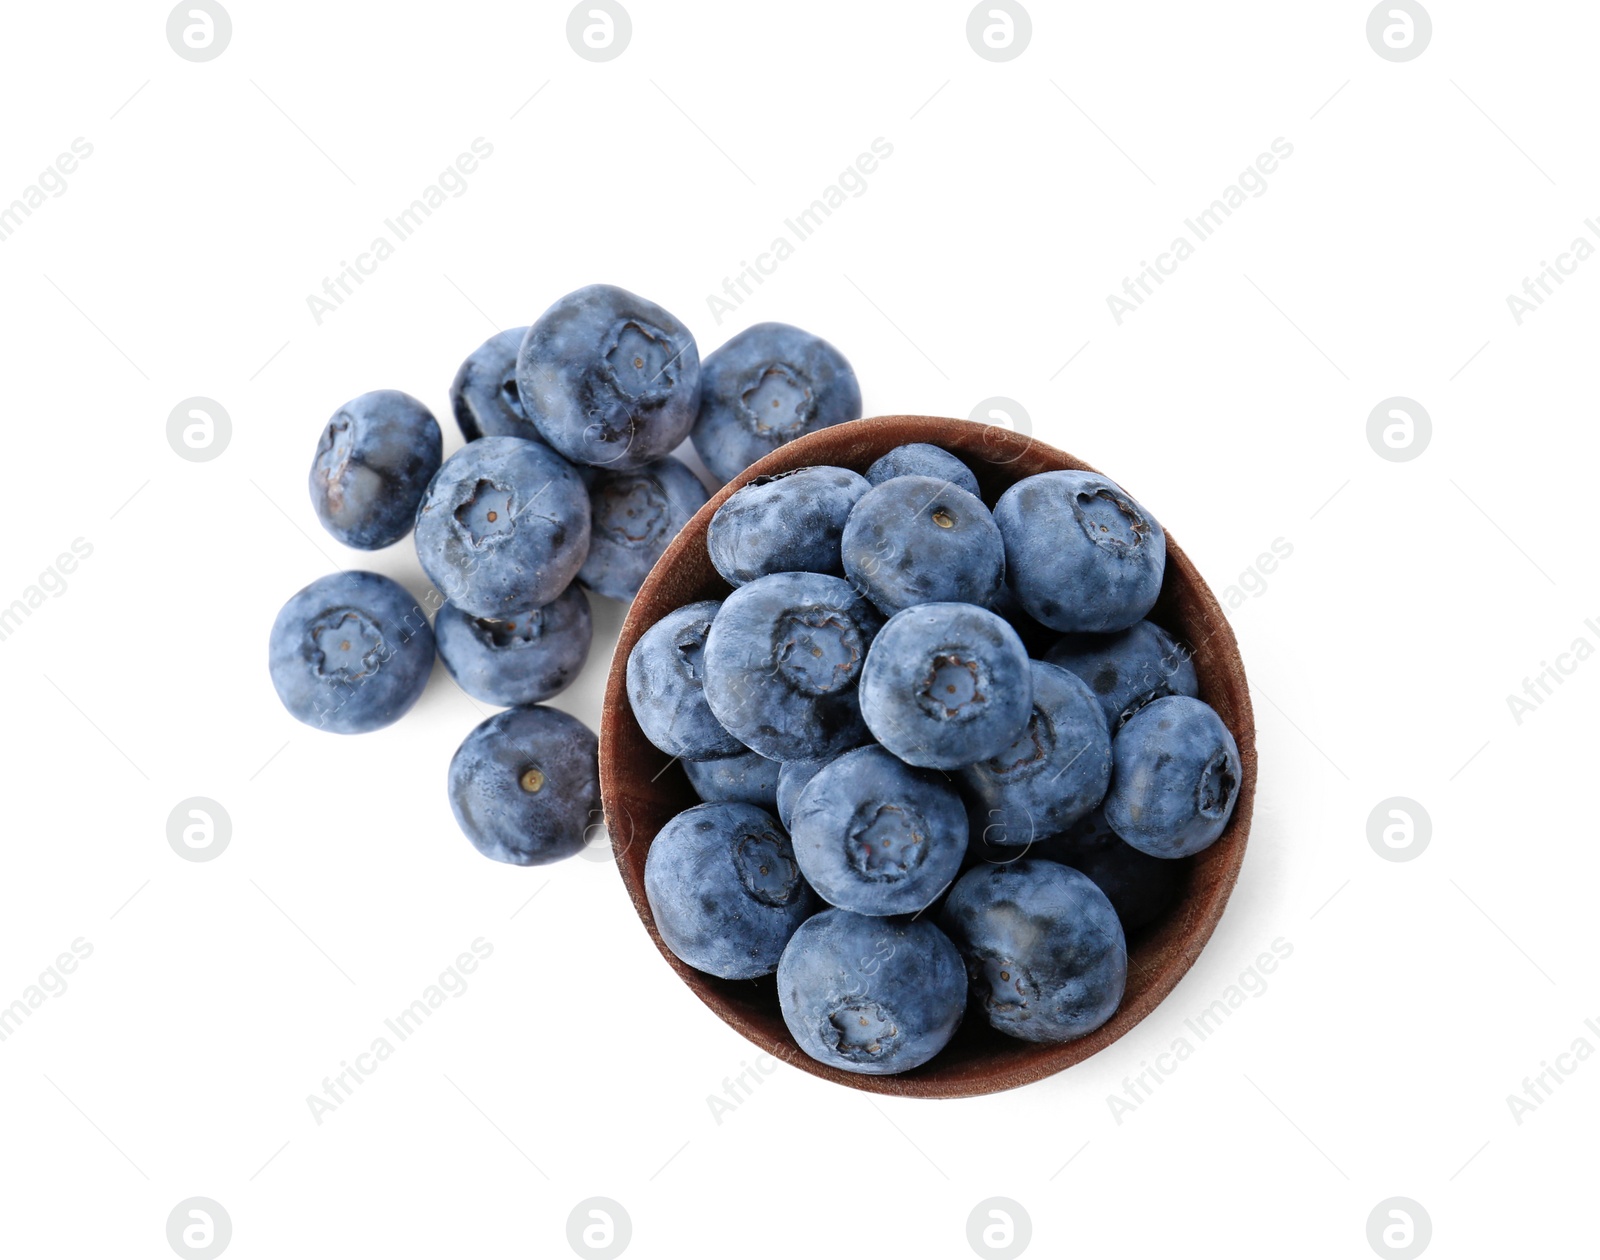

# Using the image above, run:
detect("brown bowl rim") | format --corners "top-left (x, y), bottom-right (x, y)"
top-left (600, 415), bottom-right (1256, 1098)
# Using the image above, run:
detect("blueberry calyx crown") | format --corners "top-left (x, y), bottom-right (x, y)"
top-left (594, 476), bottom-right (670, 546)
top-left (826, 999), bottom-right (901, 1062)
top-left (773, 608), bottom-right (863, 696)
top-left (1073, 486), bottom-right (1150, 553)
top-left (733, 829), bottom-right (803, 906)
top-left (600, 318), bottom-right (680, 406)
top-left (847, 803), bottom-right (927, 882)
top-left (306, 607), bottom-right (383, 682)
top-left (737, 362), bottom-right (814, 438)
top-left (917, 652), bottom-right (986, 720)
top-left (455, 478), bottom-right (517, 545)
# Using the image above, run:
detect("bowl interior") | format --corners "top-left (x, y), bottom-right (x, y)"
top-left (600, 415), bottom-right (1255, 1098)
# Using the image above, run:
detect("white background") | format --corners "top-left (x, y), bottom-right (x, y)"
top-left (1, 2), bottom-right (1594, 1257)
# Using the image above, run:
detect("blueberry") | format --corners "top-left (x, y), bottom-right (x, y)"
top-left (1104, 695), bottom-right (1240, 858)
top-left (841, 476), bottom-right (1005, 615)
top-left (790, 745), bottom-right (967, 916)
top-left (518, 284), bottom-right (700, 471)
top-left (777, 909), bottom-right (966, 1075)
top-left (865, 443), bottom-right (980, 499)
top-left (959, 661), bottom-right (1111, 847)
top-left (940, 860), bottom-right (1126, 1043)
top-left (1045, 619), bottom-right (1199, 730)
top-left (413, 436), bottom-right (590, 619)
top-left (447, 705), bottom-right (599, 866)
top-left (269, 571), bottom-right (434, 734)
top-left (1015, 807), bottom-right (1187, 934)
top-left (993, 470), bottom-right (1166, 633)
top-left (578, 456), bottom-right (709, 602)
top-left (775, 756), bottom-right (831, 830)
top-left (682, 749), bottom-right (781, 809)
top-left (645, 802), bottom-right (816, 979)
top-left (702, 572), bottom-right (882, 762)
top-left (859, 602), bottom-right (1031, 770)
top-left (434, 585), bottom-right (591, 707)
top-left (308, 390), bottom-right (442, 550)
top-left (706, 465), bottom-right (870, 586)
top-left (691, 322), bottom-right (861, 483)
top-left (626, 600), bottom-right (745, 760)
top-left (450, 327), bottom-right (535, 442)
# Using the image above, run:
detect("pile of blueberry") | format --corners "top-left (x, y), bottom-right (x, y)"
top-left (266, 283), bottom-right (861, 866)
top-left (632, 447), bottom-right (1243, 1075)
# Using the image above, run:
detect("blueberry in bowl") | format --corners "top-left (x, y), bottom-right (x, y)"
top-left (994, 469), bottom-right (1166, 633)
top-left (681, 748), bottom-right (782, 809)
top-left (601, 415), bottom-right (1255, 1097)
top-left (940, 859), bottom-right (1127, 1044)
top-left (701, 571), bottom-right (883, 763)
top-left (706, 465), bottom-right (870, 586)
top-left (645, 802), bottom-right (815, 979)
top-left (625, 600), bottom-right (745, 761)
top-left (1045, 618), bottom-right (1200, 731)
top-left (777, 910), bottom-right (967, 1075)
top-left (1103, 695), bottom-right (1241, 858)
top-left (788, 744), bottom-right (968, 917)
top-left (775, 755), bottom-right (832, 830)
top-left (865, 441), bottom-right (981, 498)
top-left (957, 659), bottom-right (1112, 848)
top-left (841, 475), bottom-right (1006, 614)
top-left (858, 602), bottom-right (1032, 770)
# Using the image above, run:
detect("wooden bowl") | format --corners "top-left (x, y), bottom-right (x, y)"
top-left (600, 415), bottom-right (1255, 1098)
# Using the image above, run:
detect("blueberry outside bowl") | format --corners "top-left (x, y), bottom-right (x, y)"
top-left (600, 415), bottom-right (1257, 1098)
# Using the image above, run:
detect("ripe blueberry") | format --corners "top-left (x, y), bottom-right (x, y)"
top-left (706, 465), bottom-right (870, 586)
top-left (994, 470), bottom-right (1165, 633)
top-left (434, 585), bottom-right (591, 707)
top-left (941, 859), bottom-right (1126, 1043)
top-left (692, 322), bottom-right (860, 483)
top-left (447, 705), bottom-right (599, 866)
top-left (309, 390), bottom-right (441, 550)
top-left (777, 910), bottom-right (966, 1075)
top-left (645, 802), bottom-right (816, 979)
top-left (268, 571), bottom-right (435, 734)
top-left (1104, 695), bottom-right (1240, 858)
top-left (413, 436), bottom-right (590, 618)
top-left (858, 602), bottom-right (1032, 769)
top-left (518, 284), bottom-right (700, 471)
